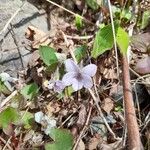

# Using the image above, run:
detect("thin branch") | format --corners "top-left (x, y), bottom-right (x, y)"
top-left (2, 137), bottom-right (12, 150)
top-left (65, 35), bottom-right (93, 40)
top-left (0, 90), bottom-right (18, 109)
top-left (88, 88), bottom-right (118, 140)
top-left (0, 136), bottom-right (13, 150)
top-left (122, 55), bottom-right (143, 150)
top-left (61, 31), bottom-right (77, 63)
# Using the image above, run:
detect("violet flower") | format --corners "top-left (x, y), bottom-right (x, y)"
top-left (47, 80), bottom-right (65, 93)
top-left (62, 59), bottom-right (97, 91)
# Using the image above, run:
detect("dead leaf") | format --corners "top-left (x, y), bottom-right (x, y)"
top-left (109, 84), bottom-right (123, 101)
top-left (98, 140), bottom-right (122, 150)
top-left (76, 139), bottom-right (85, 150)
top-left (103, 68), bottom-right (117, 79)
top-left (131, 32), bottom-right (150, 53)
top-left (77, 104), bottom-right (86, 126)
top-left (25, 26), bottom-right (51, 49)
top-left (135, 56), bottom-right (150, 74)
top-left (28, 50), bottom-right (40, 67)
top-left (46, 102), bottom-right (61, 117)
top-left (88, 135), bottom-right (103, 150)
top-left (101, 98), bottom-right (114, 114)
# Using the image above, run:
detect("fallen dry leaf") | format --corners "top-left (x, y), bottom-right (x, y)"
top-left (46, 102), bottom-right (61, 117)
top-left (88, 135), bottom-right (103, 150)
top-left (98, 140), bottom-right (122, 150)
top-left (28, 50), bottom-right (40, 67)
top-left (103, 68), bottom-right (117, 79)
top-left (77, 104), bottom-right (86, 126)
top-left (135, 56), bottom-right (150, 74)
top-left (25, 26), bottom-right (51, 49)
top-left (101, 98), bottom-right (114, 114)
top-left (131, 32), bottom-right (150, 53)
top-left (76, 139), bottom-right (85, 150)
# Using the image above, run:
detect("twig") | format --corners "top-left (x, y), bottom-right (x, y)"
top-left (46, 0), bottom-right (95, 26)
top-left (0, 136), bottom-right (12, 150)
top-left (61, 31), bottom-right (77, 63)
top-left (73, 101), bottom-right (93, 150)
top-left (0, 90), bottom-right (18, 109)
top-left (141, 112), bottom-right (150, 132)
top-left (133, 84), bottom-right (141, 126)
top-left (65, 35), bottom-right (93, 40)
top-left (122, 55), bottom-right (143, 150)
top-left (107, 0), bottom-right (119, 78)
top-left (2, 137), bottom-right (12, 150)
top-left (0, 2), bottom-right (26, 35)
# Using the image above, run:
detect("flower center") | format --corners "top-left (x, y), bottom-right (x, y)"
top-left (75, 72), bottom-right (83, 81)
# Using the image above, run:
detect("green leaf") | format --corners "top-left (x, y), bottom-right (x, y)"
top-left (39, 46), bottom-right (58, 66)
top-left (0, 79), bottom-right (11, 95)
top-left (0, 107), bottom-right (20, 128)
top-left (21, 111), bottom-right (34, 129)
top-left (75, 15), bottom-right (83, 30)
top-left (20, 83), bottom-right (39, 100)
top-left (86, 0), bottom-right (100, 10)
top-left (116, 27), bottom-right (129, 55)
top-left (45, 128), bottom-right (73, 150)
top-left (121, 9), bottom-right (132, 20)
top-left (141, 10), bottom-right (150, 29)
top-left (91, 24), bottom-right (117, 58)
top-left (115, 106), bottom-right (123, 112)
top-left (75, 45), bottom-right (87, 63)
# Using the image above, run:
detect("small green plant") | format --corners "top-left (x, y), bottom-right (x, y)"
top-left (21, 83), bottom-right (39, 100)
top-left (45, 128), bottom-right (73, 150)
top-left (0, 107), bottom-right (20, 129)
top-left (91, 23), bottom-right (129, 58)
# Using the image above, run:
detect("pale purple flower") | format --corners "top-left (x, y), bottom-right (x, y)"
top-left (47, 80), bottom-right (65, 93)
top-left (62, 59), bottom-right (97, 91)
top-left (53, 80), bottom-right (65, 93)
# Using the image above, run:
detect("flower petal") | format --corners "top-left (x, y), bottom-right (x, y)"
top-left (82, 64), bottom-right (97, 77)
top-left (53, 80), bottom-right (65, 93)
top-left (72, 78), bottom-right (83, 91)
top-left (65, 59), bottom-right (79, 72)
top-left (82, 74), bottom-right (93, 88)
top-left (62, 72), bottom-right (76, 86)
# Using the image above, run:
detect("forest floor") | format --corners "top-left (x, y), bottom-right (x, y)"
top-left (0, 0), bottom-right (150, 150)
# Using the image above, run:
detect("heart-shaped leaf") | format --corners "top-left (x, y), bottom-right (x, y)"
top-left (21, 111), bottom-right (34, 129)
top-left (75, 45), bottom-right (87, 63)
top-left (0, 107), bottom-right (20, 129)
top-left (116, 27), bottom-right (129, 55)
top-left (39, 46), bottom-right (58, 66)
top-left (21, 83), bottom-right (39, 100)
top-left (45, 128), bottom-right (73, 150)
top-left (91, 24), bottom-right (117, 58)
